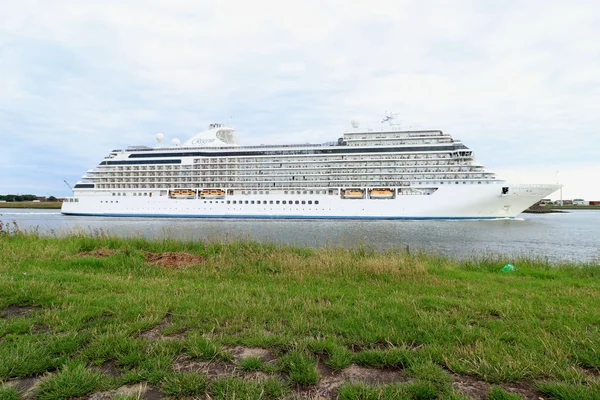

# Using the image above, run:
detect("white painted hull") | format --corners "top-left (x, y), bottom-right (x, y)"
top-left (62, 183), bottom-right (561, 219)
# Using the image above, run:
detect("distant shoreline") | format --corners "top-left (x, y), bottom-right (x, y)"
top-left (0, 201), bottom-right (62, 209)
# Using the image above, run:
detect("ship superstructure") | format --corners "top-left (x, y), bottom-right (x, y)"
top-left (62, 122), bottom-right (560, 219)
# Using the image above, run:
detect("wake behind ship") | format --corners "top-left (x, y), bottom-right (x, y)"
top-left (62, 121), bottom-right (560, 219)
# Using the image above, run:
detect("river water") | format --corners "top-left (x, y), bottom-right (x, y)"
top-left (1, 209), bottom-right (598, 263)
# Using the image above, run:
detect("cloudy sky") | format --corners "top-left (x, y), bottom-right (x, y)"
top-left (1, 0), bottom-right (599, 199)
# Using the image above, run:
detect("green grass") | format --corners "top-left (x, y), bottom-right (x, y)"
top-left (0, 201), bottom-right (62, 209)
top-left (161, 372), bottom-right (207, 397)
top-left (0, 232), bottom-right (599, 398)
top-left (0, 385), bottom-right (21, 400)
top-left (35, 361), bottom-right (108, 400)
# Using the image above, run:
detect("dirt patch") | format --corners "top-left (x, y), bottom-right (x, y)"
top-left (501, 381), bottom-right (547, 400)
top-left (294, 362), bottom-right (407, 399)
top-left (452, 374), bottom-right (545, 400)
top-left (145, 252), bottom-right (207, 268)
top-left (32, 324), bottom-right (50, 333)
top-left (173, 355), bottom-right (238, 378)
top-left (140, 312), bottom-right (172, 341)
top-left (1, 305), bottom-right (37, 318)
top-left (452, 375), bottom-right (489, 400)
top-left (229, 346), bottom-right (277, 362)
top-left (77, 249), bottom-right (118, 258)
top-left (5, 376), bottom-right (42, 399)
top-left (145, 387), bottom-right (164, 400)
top-left (341, 364), bottom-right (405, 385)
top-left (91, 360), bottom-right (120, 377)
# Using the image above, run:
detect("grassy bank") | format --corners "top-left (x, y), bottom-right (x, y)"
top-left (0, 229), bottom-right (599, 399)
top-left (0, 202), bottom-right (62, 209)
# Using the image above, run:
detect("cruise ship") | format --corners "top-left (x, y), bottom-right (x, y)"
top-left (61, 121), bottom-right (560, 219)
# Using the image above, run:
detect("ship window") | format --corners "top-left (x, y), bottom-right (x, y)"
top-left (117, 193), bottom-right (121, 196)
top-left (308, 201), bottom-right (312, 204)
top-left (259, 191), bottom-right (263, 195)
top-left (253, 191), bottom-right (257, 195)
top-left (315, 201), bottom-right (319, 204)
top-left (301, 201), bottom-right (305, 204)
top-left (227, 200), bottom-right (230, 204)
top-left (297, 191), bottom-right (301, 194)
top-left (276, 201), bottom-right (280, 204)
top-left (123, 193), bottom-right (126, 196)
top-left (455, 182), bottom-right (459, 184)
top-left (210, 201), bottom-right (213, 203)
top-left (283, 201), bottom-right (287, 204)
top-left (251, 200), bottom-right (255, 204)
top-left (284, 191), bottom-right (288, 194)
top-left (270, 200), bottom-right (273, 204)
top-left (75, 198), bottom-right (79, 202)
top-left (144, 193), bottom-right (148, 196)
top-left (303, 191), bottom-right (307, 194)
top-left (112, 193), bottom-right (116, 196)
top-left (245, 200), bottom-right (249, 204)
top-left (295, 200), bottom-right (299, 204)
top-left (309, 191), bottom-right (314, 194)
top-left (133, 193), bottom-right (136, 196)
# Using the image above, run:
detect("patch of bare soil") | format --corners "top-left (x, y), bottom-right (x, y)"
top-left (295, 362), bottom-right (407, 399)
top-left (229, 346), bottom-right (277, 362)
top-left (87, 383), bottom-right (149, 400)
top-left (1, 305), bottom-right (37, 318)
top-left (144, 252), bottom-right (207, 268)
top-left (452, 374), bottom-right (545, 400)
top-left (140, 312), bottom-right (173, 341)
top-left (173, 355), bottom-right (238, 378)
top-left (90, 360), bottom-right (120, 378)
top-left (77, 249), bottom-right (118, 257)
top-left (5, 376), bottom-right (43, 399)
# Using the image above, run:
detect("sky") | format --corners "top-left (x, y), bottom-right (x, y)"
top-left (1, 0), bottom-right (599, 200)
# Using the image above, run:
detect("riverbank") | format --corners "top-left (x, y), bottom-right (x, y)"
top-left (547, 205), bottom-right (600, 210)
top-left (0, 232), bottom-right (598, 399)
top-left (0, 201), bottom-right (62, 209)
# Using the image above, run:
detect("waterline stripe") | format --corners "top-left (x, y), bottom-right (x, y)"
top-left (62, 212), bottom-right (510, 221)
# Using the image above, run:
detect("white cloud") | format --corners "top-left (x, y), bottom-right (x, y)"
top-left (0, 0), bottom-right (599, 198)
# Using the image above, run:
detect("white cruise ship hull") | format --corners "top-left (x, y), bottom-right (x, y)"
top-left (62, 183), bottom-right (560, 220)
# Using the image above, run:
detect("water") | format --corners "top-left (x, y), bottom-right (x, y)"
top-left (1, 209), bottom-right (599, 263)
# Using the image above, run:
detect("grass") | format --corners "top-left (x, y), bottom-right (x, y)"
top-left (35, 361), bottom-right (108, 400)
top-left (0, 201), bottom-right (62, 209)
top-left (0, 230), bottom-right (599, 399)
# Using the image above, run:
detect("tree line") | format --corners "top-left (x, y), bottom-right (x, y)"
top-left (0, 194), bottom-right (58, 202)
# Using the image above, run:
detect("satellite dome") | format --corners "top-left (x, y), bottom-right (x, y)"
top-left (351, 119), bottom-right (360, 128)
top-left (172, 138), bottom-right (181, 146)
top-left (156, 132), bottom-right (164, 143)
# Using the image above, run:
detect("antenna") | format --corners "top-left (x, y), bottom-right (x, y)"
top-left (63, 180), bottom-right (73, 192)
top-left (381, 112), bottom-right (401, 127)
